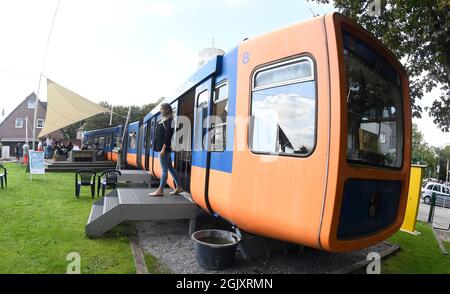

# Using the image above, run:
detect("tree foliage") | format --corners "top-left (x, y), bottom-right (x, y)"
top-left (412, 123), bottom-right (450, 179)
top-left (412, 123), bottom-right (437, 176)
top-left (313, 0), bottom-right (450, 131)
top-left (62, 98), bottom-right (163, 134)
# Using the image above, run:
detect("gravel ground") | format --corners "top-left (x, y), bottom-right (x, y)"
top-left (137, 216), bottom-right (392, 274)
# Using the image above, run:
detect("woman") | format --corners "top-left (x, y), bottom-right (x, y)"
top-left (149, 103), bottom-right (183, 197)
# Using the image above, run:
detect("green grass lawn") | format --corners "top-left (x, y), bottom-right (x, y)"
top-left (382, 222), bottom-right (450, 274)
top-left (0, 163), bottom-right (136, 274)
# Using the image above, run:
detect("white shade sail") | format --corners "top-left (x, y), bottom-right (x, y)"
top-left (39, 79), bottom-right (109, 138)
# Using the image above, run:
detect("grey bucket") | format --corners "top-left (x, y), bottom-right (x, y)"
top-left (191, 229), bottom-right (241, 270)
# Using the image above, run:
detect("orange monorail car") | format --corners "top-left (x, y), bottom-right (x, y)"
top-left (102, 13), bottom-right (412, 252)
top-left (224, 13), bottom-right (412, 252)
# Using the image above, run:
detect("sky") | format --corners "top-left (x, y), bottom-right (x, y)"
top-left (0, 0), bottom-right (448, 147)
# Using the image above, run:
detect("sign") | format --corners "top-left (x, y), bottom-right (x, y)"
top-left (29, 151), bottom-right (45, 175)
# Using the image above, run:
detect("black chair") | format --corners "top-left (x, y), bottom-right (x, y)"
top-left (97, 169), bottom-right (121, 197)
top-left (0, 164), bottom-right (7, 189)
top-left (75, 169), bottom-right (96, 198)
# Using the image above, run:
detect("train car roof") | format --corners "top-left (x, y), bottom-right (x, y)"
top-left (143, 51), bottom-right (229, 123)
top-left (128, 121), bottom-right (140, 128)
top-left (83, 124), bottom-right (122, 135)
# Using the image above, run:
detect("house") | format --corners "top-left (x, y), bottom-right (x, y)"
top-left (0, 92), bottom-right (63, 156)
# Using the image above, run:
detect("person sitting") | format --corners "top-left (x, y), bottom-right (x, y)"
top-left (67, 142), bottom-right (73, 152)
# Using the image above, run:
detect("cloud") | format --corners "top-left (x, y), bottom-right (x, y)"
top-left (146, 1), bottom-right (175, 17)
top-left (224, 0), bottom-right (250, 7)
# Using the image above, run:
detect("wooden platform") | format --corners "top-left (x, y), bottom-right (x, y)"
top-left (45, 160), bottom-right (116, 172)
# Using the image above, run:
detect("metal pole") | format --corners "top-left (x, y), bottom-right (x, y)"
top-left (109, 105), bottom-right (114, 126)
top-left (446, 159), bottom-right (449, 182)
top-left (25, 117), bottom-right (28, 143)
top-left (30, 83), bottom-right (39, 152)
top-left (428, 192), bottom-right (437, 224)
top-left (32, 0), bottom-right (62, 150)
top-left (116, 106), bottom-right (131, 170)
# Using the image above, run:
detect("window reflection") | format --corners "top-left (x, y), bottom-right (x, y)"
top-left (250, 81), bottom-right (316, 155)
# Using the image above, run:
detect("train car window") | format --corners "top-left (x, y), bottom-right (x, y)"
top-left (250, 57), bottom-right (316, 156)
top-left (150, 121), bottom-right (155, 149)
top-left (98, 136), bottom-right (105, 149)
top-left (171, 107), bottom-right (178, 148)
top-left (195, 90), bottom-right (209, 151)
top-left (129, 132), bottom-right (137, 149)
top-left (197, 90), bottom-right (209, 108)
top-left (211, 82), bottom-right (229, 152)
top-left (343, 31), bottom-right (403, 169)
top-left (254, 59), bottom-right (313, 90)
top-left (114, 135), bottom-right (120, 148)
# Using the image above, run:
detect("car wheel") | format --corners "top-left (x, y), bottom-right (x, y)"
top-left (424, 197), bottom-right (431, 205)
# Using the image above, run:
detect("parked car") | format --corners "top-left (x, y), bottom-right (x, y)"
top-left (422, 182), bottom-right (450, 208)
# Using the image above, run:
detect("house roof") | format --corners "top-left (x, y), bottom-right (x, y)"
top-left (0, 93), bottom-right (47, 127)
top-left (0, 92), bottom-right (62, 141)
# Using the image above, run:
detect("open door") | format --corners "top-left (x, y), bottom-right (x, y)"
top-left (173, 89), bottom-right (195, 193)
top-left (144, 121), bottom-right (151, 171)
top-left (191, 78), bottom-right (214, 212)
top-left (137, 123), bottom-right (144, 168)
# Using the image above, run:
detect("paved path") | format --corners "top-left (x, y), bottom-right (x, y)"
top-left (418, 202), bottom-right (450, 230)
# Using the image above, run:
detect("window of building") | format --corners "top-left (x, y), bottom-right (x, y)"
top-left (37, 119), bottom-right (44, 128)
top-left (28, 100), bottom-right (36, 109)
top-left (15, 118), bottom-right (24, 128)
top-left (249, 57), bottom-right (316, 156)
top-left (211, 82), bottom-right (229, 152)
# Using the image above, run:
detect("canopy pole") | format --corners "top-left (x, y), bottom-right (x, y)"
top-left (116, 106), bottom-right (131, 170)
top-left (109, 105), bottom-right (114, 126)
top-left (32, 0), bottom-right (62, 150)
top-left (32, 74), bottom-right (44, 150)
top-left (25, 117), bottom-right (28, 143)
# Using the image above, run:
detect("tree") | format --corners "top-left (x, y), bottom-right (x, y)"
top-left (82, 99), bottom-right (162, 132)
top-left (411, 123), bottom-right (439, 178)
top-left (436, 144), bottom-right (450, 180)
top-left (313, 0), bottom-right (450, 131)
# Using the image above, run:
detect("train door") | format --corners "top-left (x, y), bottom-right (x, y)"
top-left (144, 121), bottom-right (151, 171)
top-left (151, 114), bottom-right (161, 177)
top-left (191, 78), bottom-right (214, 210)
top-left (174, 89), bottom-right (196, 193)
top-left (149, 118), bottom-right (156, 175)
top-left (137, 123), bottom-right (144, 168)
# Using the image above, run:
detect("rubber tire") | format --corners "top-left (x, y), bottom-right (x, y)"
top-left (424, 196), bottom-right (431, 205)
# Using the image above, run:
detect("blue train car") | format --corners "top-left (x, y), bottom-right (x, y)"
top-left (82, 125), bottom-right (122, 161)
